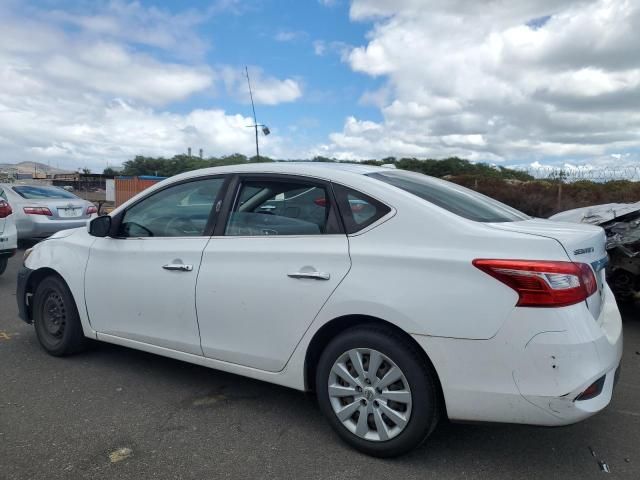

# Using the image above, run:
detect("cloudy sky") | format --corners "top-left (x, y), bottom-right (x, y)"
top-left (1, 0), bottom-right (638, 171)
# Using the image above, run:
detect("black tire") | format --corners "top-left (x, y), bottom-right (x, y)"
top-left (316, 325), bottom-right (440, 457)
top-left (0, 257), bottom-right (7, 276)
top-left (33, 275), bottom-right (88, 356)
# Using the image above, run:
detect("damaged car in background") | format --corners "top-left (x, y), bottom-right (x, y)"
top-left (551, 202), bottom-right (640, 302)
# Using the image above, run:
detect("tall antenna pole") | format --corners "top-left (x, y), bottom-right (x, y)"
top-left (245, 66), bottom-right (260, 161)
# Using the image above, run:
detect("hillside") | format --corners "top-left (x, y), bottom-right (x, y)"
top-left (0, 161), bottom-right (70, 175)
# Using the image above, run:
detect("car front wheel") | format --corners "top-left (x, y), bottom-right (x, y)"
top-left (316, 325), bottom-right (440, 457)
top-left (33, 276), bottom-right (88, 356)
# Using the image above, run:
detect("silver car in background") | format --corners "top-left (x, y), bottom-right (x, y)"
top-left (0, 184), bottom-right (97, 240)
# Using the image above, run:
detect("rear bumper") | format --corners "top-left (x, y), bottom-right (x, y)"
top-left (414, 284), bottom-right (623, 426)
top-left (17, 217), bottom-right (90, 239)
top-left (0, 248), bottom-right (16, 258)
top-left (17, 266), bottom-right (33, 323)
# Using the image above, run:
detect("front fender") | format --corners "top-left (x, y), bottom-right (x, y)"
top-left (22, 231), bottom-right (96, 338)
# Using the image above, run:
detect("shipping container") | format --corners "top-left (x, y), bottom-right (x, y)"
top-left (115, 176), bottom-right (166, 207)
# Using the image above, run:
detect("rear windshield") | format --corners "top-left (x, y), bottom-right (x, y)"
top-left (368, 170), bottom-right (529, 223)
top-left (12, 186), bottom-right (77, 200)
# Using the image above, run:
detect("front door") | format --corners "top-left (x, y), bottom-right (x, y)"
top-left (85, 177), bottom-right (226, 355)
top-left (196, 175), bottom-right (351, 372)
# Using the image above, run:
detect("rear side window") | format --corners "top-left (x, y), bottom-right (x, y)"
top-left (368, 170), bottom-right (529, 223)
top-left (333, 184), bottom-right (391, 234)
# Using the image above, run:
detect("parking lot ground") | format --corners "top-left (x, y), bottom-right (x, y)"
top-left (1, 249), bottom-right (639, 480)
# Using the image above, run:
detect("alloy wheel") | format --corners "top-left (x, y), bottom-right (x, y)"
top-left (328, 348), bottom-right (412, 442)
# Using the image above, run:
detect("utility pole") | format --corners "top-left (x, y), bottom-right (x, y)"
top-left (245, 66), bottom-right (260, 161)
top-left (244, 67), bottom-right (270, 162)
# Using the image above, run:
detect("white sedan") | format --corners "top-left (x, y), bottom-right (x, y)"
top-left (17, 163), bottom-right (623, 457)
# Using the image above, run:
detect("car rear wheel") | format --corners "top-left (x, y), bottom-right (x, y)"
top-left (0, 257), bottom-right (7, 275)
top-left (316, 325), bottom-right (440, 457)
top-left (33, 276), bottom-right (88, 356)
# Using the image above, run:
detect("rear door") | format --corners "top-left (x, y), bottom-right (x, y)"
top-left (85, 176), bottom-right (227, 354)
top-left (196, 175), bottom-right (351, 372)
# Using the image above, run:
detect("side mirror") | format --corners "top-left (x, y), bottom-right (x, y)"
top-left (89, 215), bottom-right (112, 237)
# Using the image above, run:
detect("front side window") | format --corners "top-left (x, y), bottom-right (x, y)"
top-left (225, 179), bottom-right (339, 236)
top-left (369, 170), bottom-right (529, 223)
top-left (119, 178), bottom-right (224, 237)
top-left (12, 186), bottom-right (77, 200)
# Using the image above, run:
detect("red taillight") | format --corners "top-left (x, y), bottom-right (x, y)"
top-left (23, 206), bottom-right (52, 216)
top-left (473, 259), bottom-right (597, 307)
top-left (0, 200), bottom-right (12, 218)
top-left (314, 197), bottom-right (327, 207)
top-left (86, 205), bottom-right (98, 215)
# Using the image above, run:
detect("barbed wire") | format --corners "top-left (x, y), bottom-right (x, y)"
top-left (516, 166), bottom-right (640, 182)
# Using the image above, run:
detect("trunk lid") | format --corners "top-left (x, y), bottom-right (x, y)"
top-left (487, 219), bottom-right (607, 320)
top-left (26, 199), bottom-right (90, 220)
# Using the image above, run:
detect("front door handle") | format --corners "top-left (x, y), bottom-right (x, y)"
top-left (287, 271), bottom-right (330, 281)
top-left (162, 263), bottom-right (193, 272)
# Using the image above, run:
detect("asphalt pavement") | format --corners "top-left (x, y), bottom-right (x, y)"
top-left (1, 249), bottom-right (639, 479)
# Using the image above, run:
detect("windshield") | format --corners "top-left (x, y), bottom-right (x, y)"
top-left (12, 185), bottom-right (77, 200)
top-left (369, 170), bottom-right (529, 223)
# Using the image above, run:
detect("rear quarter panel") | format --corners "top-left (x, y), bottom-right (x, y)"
top-left (316, 199), bottom-right (573, 340)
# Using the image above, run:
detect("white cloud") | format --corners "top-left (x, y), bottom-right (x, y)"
top-left (45, 0), bottom-right (246, 59)
top-left (318, 0), bottom-right (640, 165)
top-left (0, 2), bottom-right (298, 170)
top-left (313, 40), bottom-right (327, 56)
top-left (39, 43), bottom-right (213, 106)
top-left (220, 67), bottom-right (303, 106)
top-left (0, 89), bottom-right (280, 170)
top-left (275, 30), bottom-right (307, 42)
top-left (312, 40), bottom-right (352, 60)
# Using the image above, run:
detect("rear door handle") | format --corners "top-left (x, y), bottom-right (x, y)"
top-left (162, 264), bottom-right (193, 272)
top-left (287, 271), bottom-right (330, 280)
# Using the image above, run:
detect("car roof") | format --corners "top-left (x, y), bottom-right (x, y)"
top-left (113, 162), bottom-right (409, 214)
top-left (170, 161), bottom-right (391, 183)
